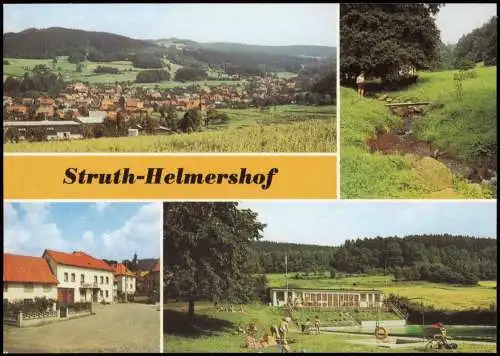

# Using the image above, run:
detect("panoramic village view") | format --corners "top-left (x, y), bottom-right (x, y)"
top-left (163, 201), bottom-right (496, 353)
top-left (3, 203), bottom-right (161, 353)
top-left (2, 3), bottom-right (337, 152)
top-left (339, 3), bottom-right (497, 199)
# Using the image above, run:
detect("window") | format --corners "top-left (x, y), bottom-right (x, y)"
top-left (106, 276), bottom-right (109, 285)
top-left (24, 298), bottom-right (33, 303)
top-left (105, 290), bottom-right (109, 298)
top-left (24, 284), bottom-right (34, 292)
top-left (100, 276), bottom-right (104, 284)
top-left (94, 276), bottom-right (98, 284)
top-left (3, 284), bottom-right (7, 292)
top-left (64, 272), bottom-right (68, 282)
top-left (99, 290), bottom-right (103, 297)
top-left (43, 285), bottom-right (52, 292)
top-left (81, 274), bottom-right (85, 283)
top-left (71, 273), bottom-right (75, 282)
top-left (130, 284), bottom-right (133, 289)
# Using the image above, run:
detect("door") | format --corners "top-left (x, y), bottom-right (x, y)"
top-left (57, 288), bottom-right (74, 304)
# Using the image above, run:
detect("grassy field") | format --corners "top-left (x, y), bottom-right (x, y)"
top-left (267, 274), bottom-right (496, 311)
top-left (3, 57), bottom-right (242, 88)
top-left (340, 66), bottom-right (496, 199)
top-left (164, 301), bottom-right (496, 353)
top-left (4, 105), bottom-right (335, 152)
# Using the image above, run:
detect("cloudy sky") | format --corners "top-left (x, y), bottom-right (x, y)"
top-left (239, 201), bottom-right (497, 246)
top-left (2, 3), bottom-right (338, 46)
top-left (4, 202), bottom-right (161, 260)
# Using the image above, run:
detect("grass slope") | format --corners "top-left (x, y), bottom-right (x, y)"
top-left (4, 114), bottom-right (335, 153)
top-left (340, 66), bottom-right (496, 199)
top-left (267, 274), bottom-right (496, 311)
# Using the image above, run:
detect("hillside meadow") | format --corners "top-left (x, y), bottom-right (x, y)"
top-left (4, 110), bottom-right (336, 152)
top-left (3, 57), bottom-right (243, 88)
top-left (267, 274), bottom-right (496, 311)
top-left (340, 66), bottom-right (496, 199)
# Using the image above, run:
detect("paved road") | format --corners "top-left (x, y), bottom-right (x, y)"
top-left (3, 303), bottom-right (161, 353)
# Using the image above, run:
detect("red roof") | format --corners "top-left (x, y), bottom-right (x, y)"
top-left (44, 250), bottom-right (114, 272)
top-left (4, 253), bottom-right (59, 284)
top-left (112, 263), bottom-right (135, 277)
top-left (152, 260), bottom-right (160, 272)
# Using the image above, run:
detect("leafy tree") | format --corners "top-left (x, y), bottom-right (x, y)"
top-left (340, 4), bottom-right (442, 82)
top-left (174, 67), bottom-right (208, 82)
top-left (163, 202), bottom-right (266, 319)
top-left (177, 109), bottom-right (202, 133)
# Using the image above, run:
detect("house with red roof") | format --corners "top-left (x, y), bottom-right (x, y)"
top-left (42, 249), bottom-right (114, 304)
top-left (111, 263), bottom-right (136, 300)
top-left (3, 253), bottom-right (59, 302)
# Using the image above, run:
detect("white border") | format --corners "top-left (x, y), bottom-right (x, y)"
top-left (159, 203), bottom-right (164, 353)
top-left (336, 2), bottom-right (341, 200)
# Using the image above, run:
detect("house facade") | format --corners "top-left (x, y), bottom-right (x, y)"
top-left (112, 263), bottom-right (136, 299)
top-left (43, 250), bottom-right (115, 304)
top-left (268, 287), bottom-right (384, 309)
top-left (3, 253), bottom-right (59, 302)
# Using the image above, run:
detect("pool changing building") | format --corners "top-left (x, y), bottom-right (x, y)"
top-left (268, 287), bottom-right (384, 309)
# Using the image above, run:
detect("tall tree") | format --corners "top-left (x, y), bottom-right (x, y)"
top-left (163, 202), bottom-right (266, 320)
top-left (340, 3), bottom-right (442, 81)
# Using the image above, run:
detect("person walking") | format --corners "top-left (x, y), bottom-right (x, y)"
top-left (314, 315), bottom-right (321, 335)
top-left (356, 71), bottom-right (365, 97)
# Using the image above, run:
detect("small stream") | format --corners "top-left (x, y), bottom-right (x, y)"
top-left (367, 105), bottom-right (497, 189)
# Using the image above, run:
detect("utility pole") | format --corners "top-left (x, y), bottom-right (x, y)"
top-left (285, 253), bottom-right (288, 300)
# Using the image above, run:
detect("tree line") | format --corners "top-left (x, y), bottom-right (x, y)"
top-left (250, 235), bottom-right (496, 286)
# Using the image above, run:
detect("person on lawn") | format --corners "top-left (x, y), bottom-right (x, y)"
top-left (356, 71), bottom-right (365, 97)
top-left (314, 315), bottom-right (320, 335)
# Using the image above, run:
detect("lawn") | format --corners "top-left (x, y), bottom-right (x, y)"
top-left (164, 301), bottom-right (496, 353)
top-left (4, 106), bottom-right (335, 152)
top-left (266, 274), bottom-right (496, 311)
top-left (340, 66), bottom-right (496, 199)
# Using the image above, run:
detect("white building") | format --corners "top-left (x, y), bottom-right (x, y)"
top-left (112, 263), bottom-right (136, 300)
top-left (3, 253), bottom-right (59, 302)
top-left (43, 250), bottom-right (114, 304)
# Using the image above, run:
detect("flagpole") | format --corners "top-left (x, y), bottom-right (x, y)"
top-left (285, 254), bottom-right (288, 295)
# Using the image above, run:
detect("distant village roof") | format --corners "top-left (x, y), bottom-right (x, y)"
top-left (43, 249), bottom-right (114, 272)
top-left (112, 263), bottom-right (135, 277)
top-left (152, 260), bottom-right (160, 273)
top-left (77, 111), bottom-right (106, 124)
top-left (4, 253), bottom-right (59, 285)
top-left (3, 120), bottom-right (81, 127)
top-left (269, 287), bottom-right (383, 293)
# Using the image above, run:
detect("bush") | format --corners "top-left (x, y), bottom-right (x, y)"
top-left (4, 297), bottom-right (56, 313)
top-left (94, 66), bottom-right (119, 74)
top-left (174, 67), bottom-right (208, 82)
top-left (4, 59), bottom-right (10, 65)
top-left (136, 69), bottom-right (171, 83)
top-left (456, 59), bottom-right (476, 70)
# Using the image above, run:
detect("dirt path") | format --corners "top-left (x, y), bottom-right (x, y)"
top-left (3, 303), bottom-right (161, 353)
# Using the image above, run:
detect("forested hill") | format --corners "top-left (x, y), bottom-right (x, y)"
top-left (3, 27), bottom-right (156, 60)
top-left (251, 235), bottom-right (496, 285)
top-left (454, 16), bottom-right (497, 66)
top-left (195, 43), bottom-right (336, 58)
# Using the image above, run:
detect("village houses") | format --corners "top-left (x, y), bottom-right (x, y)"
top-left (3, 251), bottom-right (157, 305)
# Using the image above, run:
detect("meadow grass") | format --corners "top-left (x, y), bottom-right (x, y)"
top-left (4, 117), bottom-right (336, 153)
top-left (266, 274), bottom-right (496, 311)
top-left (340, 66), bottom-right (496, 199)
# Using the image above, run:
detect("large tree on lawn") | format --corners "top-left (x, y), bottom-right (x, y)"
top-left (340, 3), bottom-right (442, 82)
top-left (163, 202), bottom-right (266, 319)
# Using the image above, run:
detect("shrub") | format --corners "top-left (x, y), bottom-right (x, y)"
top-left (456, 59), bottom-right (476, 71)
